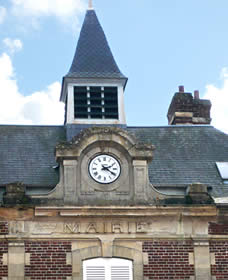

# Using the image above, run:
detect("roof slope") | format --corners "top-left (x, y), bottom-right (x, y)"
top-left (0, 125), bottom-right (65, 187)
top-left (67, 9), bottom-right (126, 79)
top-left (128, 126), bottom-right (228, 197)
top-left (0, 125), bottom-right (227, 197)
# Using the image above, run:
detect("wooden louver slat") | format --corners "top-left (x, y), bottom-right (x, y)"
top-left (111, 266), bottom-right (130, 280)
top-left (83, 258), bottom-right (132, 280)
top-left (85, 266), bottom-right (105, 280)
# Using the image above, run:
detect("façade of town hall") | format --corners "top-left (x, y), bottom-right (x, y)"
top-left (0, 1), bottom-right (228, 280)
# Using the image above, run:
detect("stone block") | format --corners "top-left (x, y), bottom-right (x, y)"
top-left (186, 183), bottom-right (213, 204)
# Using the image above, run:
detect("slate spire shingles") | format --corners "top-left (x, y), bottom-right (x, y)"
top-left (66, 9), bottom-right (127, 80)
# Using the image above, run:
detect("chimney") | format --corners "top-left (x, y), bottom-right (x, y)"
top-left (179, 85), bottom-right (185, 93)
top-left (194, 90), bottom-right (200, 99)
top-left (167, 86), bottom-right (212, 125)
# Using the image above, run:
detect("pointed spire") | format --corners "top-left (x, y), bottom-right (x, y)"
top-left (88, 0), bottom-right (93, 10)
top-left (66, 9), bottom-right (127, 81)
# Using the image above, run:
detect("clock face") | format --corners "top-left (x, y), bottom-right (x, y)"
top-left (89, 154), bottom-right (121, 184)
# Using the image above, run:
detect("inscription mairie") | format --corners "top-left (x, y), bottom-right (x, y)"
top-left (9, 221), bottom-right (152, 235)
top-left (63, 221), bottom-right (151, 234)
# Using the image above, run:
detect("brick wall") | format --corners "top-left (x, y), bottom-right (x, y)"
top-left (210, 241), bottom-right (228, 279)
top-left (0, 241), bottom-right (8, 279)
top-left (0, 222), bottom-right (8, 235)
top-left (143, 240), bottom-right (194, 280)
top-left (25, 241), bottom-right (72, 279)
top-left (209, 223), bottom-right (228, 235)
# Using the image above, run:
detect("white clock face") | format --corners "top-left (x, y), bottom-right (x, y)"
top-left (89, 154), bottom-right (121, 184)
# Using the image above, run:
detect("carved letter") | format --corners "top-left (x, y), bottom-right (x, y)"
top-left (64, 223), bottom-right (80, 233)
top-left (86, 223), bottom-right (97, 233)
top-left (136, 222), bottom-right (148, 233)
top-left (112, 224), bottom-right (122, 233)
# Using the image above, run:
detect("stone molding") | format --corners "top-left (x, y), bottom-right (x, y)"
top-left (35, 205), bottom-right (217, 217)
top-left (2, 205), bottom-right (216, 239)
top-left (56, 126), bottom-right (154, 160)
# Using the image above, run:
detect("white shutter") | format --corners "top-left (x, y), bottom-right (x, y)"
top-left (110, 258), bottom-right (132, 280)
top-left (85, 266), bottom-right (105, 280)
top-left (111, 266), bottom-right (131, 280)
top-left (83, 258), bottom-right (133, 280)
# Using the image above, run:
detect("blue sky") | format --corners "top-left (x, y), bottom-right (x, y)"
top-left (0, 0), bottom-right (227, 133)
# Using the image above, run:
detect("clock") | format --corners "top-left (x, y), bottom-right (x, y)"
top-left (89, 154), bottom-right (121, 184)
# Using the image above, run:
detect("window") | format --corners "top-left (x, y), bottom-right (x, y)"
top-left (83, 258), bottom-right (133, 280)
top-left (74, 86), bottom-right (118, 119)
top-left (216, 162), bottom-right (228, 184)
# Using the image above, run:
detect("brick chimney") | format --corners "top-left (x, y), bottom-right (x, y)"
top-left (167, 86), bottom-right (212, 125)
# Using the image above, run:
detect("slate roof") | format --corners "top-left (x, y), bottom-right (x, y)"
top-left (66, 9), bottom-right (127, 80)
top-left (127, 126), bottom-right (228, 197)
top-left (0, 125), bottom-right (65, 187)
top-left (0, 125), bottom-right (227, 197)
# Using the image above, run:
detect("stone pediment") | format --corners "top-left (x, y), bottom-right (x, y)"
top-left (53, 127), bottom-right (157, 205)
top-left (27, 127), bottom-right (213, 206)
top-left (56, 126), bottom-right (154, 160)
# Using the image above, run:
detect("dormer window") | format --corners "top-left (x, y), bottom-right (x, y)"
top-left (216, 162), bottom-right (228, 184)
top-left (74, 86), bottom-right (118, 120)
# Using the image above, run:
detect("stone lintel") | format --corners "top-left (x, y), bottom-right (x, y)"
top-left (35, 205), bottom-right (217, 218)
top-left (0, 235), bottom-right (218, 241)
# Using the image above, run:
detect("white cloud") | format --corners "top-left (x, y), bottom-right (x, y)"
top-left (3, 38), bottom-right (23, 54)
top-left (10, 0), bottom-right (86, 28)
top-left (0, 52), bottom-right (64, 125)
top-left (204, 68), bottom-right (228, 134)
top-left (0, 6), bottom-right (7, 24)
top-left (22, 82), bottom-right (64, 125)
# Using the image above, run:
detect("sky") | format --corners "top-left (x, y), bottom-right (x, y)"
top-left (0, 0), bottom-right (227, 134)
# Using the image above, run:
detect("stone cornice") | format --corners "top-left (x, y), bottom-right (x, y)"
top-left (35, 205), bottom-right (217, 218)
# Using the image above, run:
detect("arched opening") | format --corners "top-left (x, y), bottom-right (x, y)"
top-left (83, 257), bottom-right (133, 280)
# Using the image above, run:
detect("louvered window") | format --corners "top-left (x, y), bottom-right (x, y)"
top-left (83, 258), bottom-right (133, 280)
top-left (74, 86), bottom-right (119, 119)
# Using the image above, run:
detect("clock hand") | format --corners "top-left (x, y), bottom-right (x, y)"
top-left (106, 163), bottom-right (115, 169)
top-left (108, 170), bottom-right (116, 176)
top-left (101, 165), bottom-right (109, 170)
top-left (101, 165), bottom-right (116, 176)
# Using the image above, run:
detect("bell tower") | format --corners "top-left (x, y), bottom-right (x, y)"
top-left (60, 1), bottom-right (128, 125)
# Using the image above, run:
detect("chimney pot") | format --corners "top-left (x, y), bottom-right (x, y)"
top-left (179, 85), bottom-right (185, 93)
top-left (194, 90), bottom-right (200, 99)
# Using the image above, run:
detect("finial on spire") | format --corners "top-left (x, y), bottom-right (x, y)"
top-left (88, 0), bottom-right (93, 10)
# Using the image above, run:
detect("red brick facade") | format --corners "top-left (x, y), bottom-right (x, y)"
top-left (143, 240), bottom-right (194, 280)
top-left (0, 222), bottom-right (8, 235)
top-left (209, 223), bottom-right (228, 235)
top-left (0, 241), bottom-right (8, 279)
top-left (210, 241), bottom-right (228, 279)
top-left (25, 241), bottom-right (72, 280)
